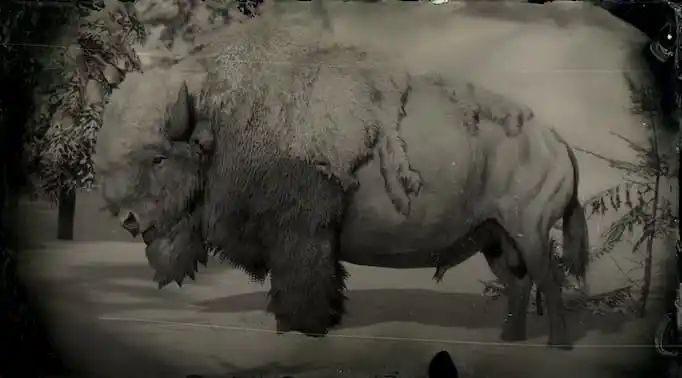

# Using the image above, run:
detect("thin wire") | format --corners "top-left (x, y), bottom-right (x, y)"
top-left (3, 42), bottom-right (659, 73)
top-left (4, 0), bottom-right (670, 72)
top-left (99, 315), bottom-right (666, 349)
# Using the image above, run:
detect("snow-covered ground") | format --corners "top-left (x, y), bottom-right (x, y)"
top-left (18, 2), bottom-right (676, 377)
top-left (21, 241), bottom-right (656, 378)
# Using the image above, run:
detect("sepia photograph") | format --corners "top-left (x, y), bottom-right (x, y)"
top-left (1, 0), bottom-right (681, 377)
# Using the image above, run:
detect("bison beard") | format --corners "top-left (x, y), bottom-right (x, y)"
top-left (144, 209), bottom-right (208, 288)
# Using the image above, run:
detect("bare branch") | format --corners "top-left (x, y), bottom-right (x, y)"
top-left (606, 254), bottom-right (642, 289)
top-left (608, 131), bottom-right (649, 155)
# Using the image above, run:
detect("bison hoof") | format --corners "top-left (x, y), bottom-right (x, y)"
top-left (500, 328), bottom-right (527, 342)
top-left (304, 331), bottom-right (326, 338)
top-left (547, 331), bottom-right (572, 350)
top-left (548, 342), bottom-right (574, 351)
top-left (328, 311), bottom-right (342, 328)
top-left (276, 319), bottom-right (291, 334)
top-left (275, 318), bottom-right (329, 338)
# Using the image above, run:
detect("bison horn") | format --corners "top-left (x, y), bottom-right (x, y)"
top-left (190, 120), bottom-right (214, 153)
top-left (166, 81), bottom-right (192, 141)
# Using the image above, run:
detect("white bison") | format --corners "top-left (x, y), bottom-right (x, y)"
top-left (94, 11), bottom-right (589, 349)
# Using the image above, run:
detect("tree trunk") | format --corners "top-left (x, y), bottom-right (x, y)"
top-left (638, 118), bottom-right (663, 317)
top-left (639, 235), bottom-right (655, 317)
top-left (57, 185), bottom-right (75, 240)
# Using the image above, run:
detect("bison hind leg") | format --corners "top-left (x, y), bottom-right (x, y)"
top-left (481, 222), bottom-right (532, 343)
top-left (505, 220), bottom-right (571, 349)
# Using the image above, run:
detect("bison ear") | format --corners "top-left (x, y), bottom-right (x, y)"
top-left (166, 81), bottom-right (192, 140)
top-left (190, 120), bottom-right (214, 153)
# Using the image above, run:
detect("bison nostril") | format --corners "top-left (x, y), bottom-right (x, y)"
top-left (121, 212), bottom-right (140, 237)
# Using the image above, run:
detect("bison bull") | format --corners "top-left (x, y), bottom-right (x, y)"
top-left (94, 16), bottom-right (589, 349)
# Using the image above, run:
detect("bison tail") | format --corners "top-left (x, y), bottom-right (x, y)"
top-left (562, 196), bottom-right (589, 282)
top-left (558, 135), bottom-right (590, 289)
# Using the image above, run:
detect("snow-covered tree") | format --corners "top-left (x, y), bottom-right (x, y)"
top-left (25, 0), bottom-right (146, 200)
top-left (20, 0), bottom-right (256, 240)
top-left (22, 0), bottom-right (146, 239)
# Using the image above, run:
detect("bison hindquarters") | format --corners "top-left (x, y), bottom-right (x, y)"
top-left (263, 163), bottom-right (348, 337)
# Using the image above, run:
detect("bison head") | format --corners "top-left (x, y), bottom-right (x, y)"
top-left (94, 70), bottom-right (214, 286)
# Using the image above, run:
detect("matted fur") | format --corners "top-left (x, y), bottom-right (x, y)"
top-left (95, 11), bottom-right (590, 344)
top-left (93, 14), bottom-right (425, 332)
top-left (195, 15), bottom-right (423, 215)
top-left (424, 74), bottom-right (535, 137)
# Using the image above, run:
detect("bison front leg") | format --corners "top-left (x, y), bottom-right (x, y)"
top-left (267, 227), bottom-right (347, 336)
top-left (263, 171), bottom-right (348, 336)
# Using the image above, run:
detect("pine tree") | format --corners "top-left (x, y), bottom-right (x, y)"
top-left (22, 0), bottom-right (146, 239)
top-left (576, 77), bottom-right (678, 316)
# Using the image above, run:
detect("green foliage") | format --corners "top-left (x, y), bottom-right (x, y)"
top-left (23, 0), bottom-right (147, 201)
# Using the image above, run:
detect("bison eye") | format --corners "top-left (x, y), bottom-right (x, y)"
top-left (152, 155), bottom-right (167, 165)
